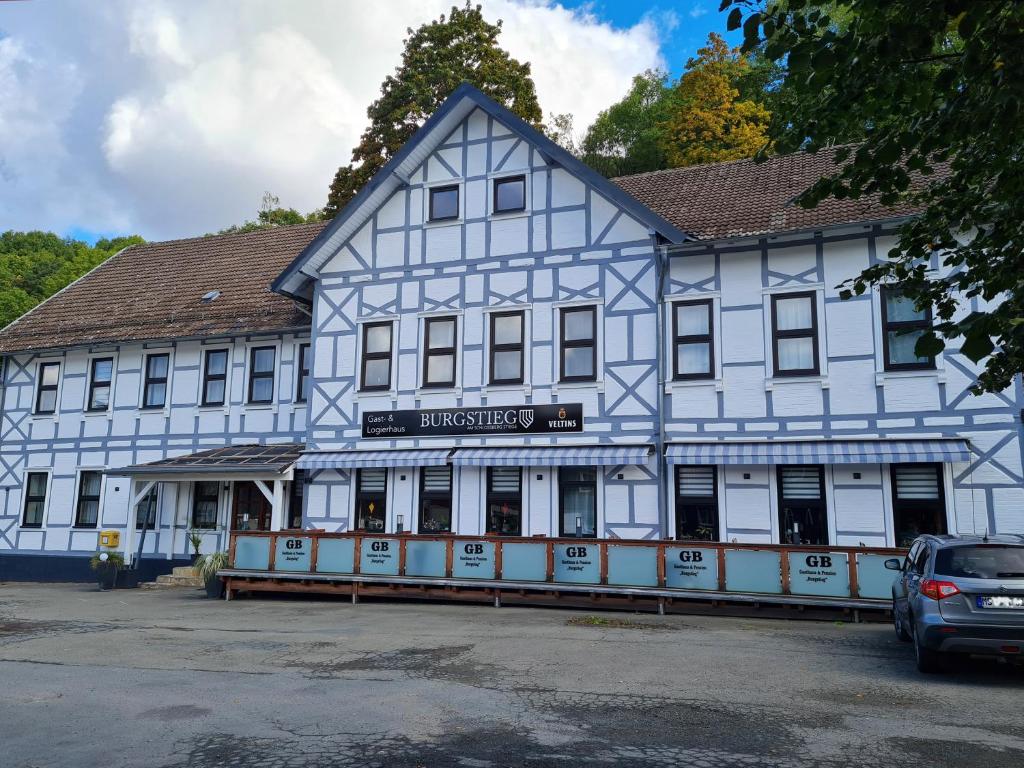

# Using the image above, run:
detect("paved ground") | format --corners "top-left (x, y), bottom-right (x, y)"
top-left (0, 584), bottom-right (1022, 767)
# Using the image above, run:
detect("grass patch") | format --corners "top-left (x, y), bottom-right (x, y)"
top-left (566, 615), bottom-right (669, 630)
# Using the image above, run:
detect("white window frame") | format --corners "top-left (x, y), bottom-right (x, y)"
top-left (243, 339), bottom-right (281, 410)
top-left (32, 357), bottom-right (63, 419)
top-left (198, 343), bottom-right (233, 411)
top-left (423, 179), bottom-right (465, 228)
top-left (355, 316), bottom-right (399, 398)
top-left (19, 468), bottom-right (52, 530)
top-left (139, 347), bottom-right (174, 414)
top-left (416, 309), bottom-right (464, 395)
top-left (482, 304), bottom-right (532, 394)
top-left (72, 467), bottom-right (106, 530)
top-left (762, 285), bottom-right (830, 389)
top-left (487, 170), bottom-right (532, 219)
top-left (663, 292), bottom-right (723, 392)
top-left (83, 351), bottom-right (118, 418)
top-left (552, 299), bottom-right (605, 393)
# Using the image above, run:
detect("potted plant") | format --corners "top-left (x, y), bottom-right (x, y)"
top-left (194, 551), bottom-right (229, 599)
top-left (187, 531), bottom-right (204, 560)
top-left (90, 551), bottom-right (124, 591)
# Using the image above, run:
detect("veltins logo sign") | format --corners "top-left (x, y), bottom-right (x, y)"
top-left (362, 403), bottom-right (584, 438)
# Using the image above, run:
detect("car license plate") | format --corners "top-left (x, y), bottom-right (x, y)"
top-left (977, 595), bottom-right (1024, 609)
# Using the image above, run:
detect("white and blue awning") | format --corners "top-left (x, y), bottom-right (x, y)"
top-left (665, 439), bottom-right (971, 465)
top-left (452, 445), bottom-right (652, 467)
top-left (297, 449), bottom-right (452, 470)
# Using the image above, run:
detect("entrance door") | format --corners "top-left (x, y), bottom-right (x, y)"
top-left (778, 465), bottom-right (828, 545)
top-left (232, 481), bottom-right (272, 531)
top-left (891, 463), bottom-right (947, 547)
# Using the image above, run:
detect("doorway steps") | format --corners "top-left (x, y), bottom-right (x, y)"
top-left (140, 566), bottom-right (203, 590)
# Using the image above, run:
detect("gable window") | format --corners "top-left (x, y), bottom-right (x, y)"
top-left (882, 289), bottom-right (935, 371)
top-left (486, 467), bottom-right (522, 535)
top-left (142, 353), bottom-right (169, 409)
top-left (191, 481), bottom-right (219, 530)
top-left (418, 465), bottom-right (453, 533)
top-left (74, 471), bottom-right (102, 529)
top-left (360, 322), bottom-right (393, 391)
top-left (771, 292), bottom-right (819, 376)
top-left (248, 346), bottom-right (276, 404)
top-left (672, 300), bottom-right (713, 380)
top-left (35, 362), bottom-right (60, 415)
top-left (675, 466), bottom-right (719, 540)
top-left (493, 175), bottom-right (526, 214)
top-left (428, 184), bottom-right (459, 222)
top-left (21, 472), bottom-right (48, 528)
top-left (354, 468), bottom-right (387, 532)
top-left (559, 306), bottom-right (597, 382)
top-left (86, 358), bottom-right (113, 412)
top-left (201, 349), bottom-right (228, 406)
top-left (135, 486), bottom-right (158, 530)
top-left (891, 464), bottom-right (947, 547)
top-left (489, 311), bottom-right (525, 385)
top-left (296, 343), bottom-right (311, 403)
top-left (422, 316), bottom-right (457, 388)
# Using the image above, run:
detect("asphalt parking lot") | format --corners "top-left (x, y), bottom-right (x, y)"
top-left (1, 583), bottom-right (1022, 767)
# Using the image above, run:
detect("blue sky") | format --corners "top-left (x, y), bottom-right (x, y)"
top-left (1, 1), bottom-right (740, 244)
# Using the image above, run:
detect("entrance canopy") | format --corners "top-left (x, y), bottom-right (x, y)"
top-left (665, 439), bottom-right (971, 465)
top-left (112, 443), bottom-right (304, 480)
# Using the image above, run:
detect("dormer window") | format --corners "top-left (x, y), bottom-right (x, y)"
top-left (428, 185), bottom-right (459, 221)
top-left (493, 175), bottom-right (526, 214)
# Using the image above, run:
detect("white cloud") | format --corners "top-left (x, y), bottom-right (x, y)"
top-left (690, 5), bottom-right (709, 19)
top-left (0, 0), bottom-right (664, 240)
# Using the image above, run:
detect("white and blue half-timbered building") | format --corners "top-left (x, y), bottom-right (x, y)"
top-left (1, 84), bottom-right (1021, 580)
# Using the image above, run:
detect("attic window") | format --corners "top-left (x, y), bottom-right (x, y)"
top-left (201, 290), bottom-right (221, 303)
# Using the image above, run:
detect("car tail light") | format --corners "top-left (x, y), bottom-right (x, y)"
top-left (920, 579), bottom-right (961, 600)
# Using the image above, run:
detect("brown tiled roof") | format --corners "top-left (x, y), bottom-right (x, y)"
top-left (612, 148), bottom-right (926, 241)
top-left (0, 222), bottom-right (327, 354)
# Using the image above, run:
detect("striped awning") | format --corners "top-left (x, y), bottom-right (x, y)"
top-left (452, 445), bottom-right (652, 467)
top-left (665, 439), bottom-right (971, 465)
top-left (297, 449), bottom-right (452, 470)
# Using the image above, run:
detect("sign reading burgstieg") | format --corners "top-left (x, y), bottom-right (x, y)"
top-left (362, 403), bottom-right (584, 438)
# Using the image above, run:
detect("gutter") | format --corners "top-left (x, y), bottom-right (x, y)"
top-left (652, 231), bottom-right (670, 539)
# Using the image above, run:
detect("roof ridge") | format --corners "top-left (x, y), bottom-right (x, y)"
top-left (134, 220), bottom-right (329, 251)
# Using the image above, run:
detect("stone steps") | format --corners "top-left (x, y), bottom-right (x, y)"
top-left (140, 566), bottom-right (203, 590)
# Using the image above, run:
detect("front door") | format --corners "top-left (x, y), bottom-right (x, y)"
top-left (232, 481), bottom-right (271, 531)
top-left (778, 465), bottom-right (828, 545)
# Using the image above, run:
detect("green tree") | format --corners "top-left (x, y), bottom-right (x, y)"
top-left (325, 2), bottom-right (543, 215)
top-left (216, 192), bottom-right (324, 235)
top-left (725, 0), bottom-right (1024, 393)
top-left (659, 33), bottom-right (771, 167)
top-left (0, 231), bottom-right (144, 329)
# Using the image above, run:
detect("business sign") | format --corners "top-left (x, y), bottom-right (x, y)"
top-left (787, 551), bottom-right (850, 597)
top-left (553, 543), bottom-right (600, 584)
top-left (362, 403), bottom-right (583, 438)
top-left (665, 547), bottom-right (720, 591)
top-left (274, 536), bottom-right (312, 572)
top-left (453, 541), bottom-right (496, 579)
top-left (359, 538), bottom-right (399, 575)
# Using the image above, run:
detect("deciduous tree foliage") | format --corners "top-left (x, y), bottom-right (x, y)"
top-left (0, 231), bottom-right (144, 329)
top-left (724, 0), bottom-right (1024, 393)
top-left (216, 192), bottom-right (324, 235)
top-left (659, 33), bottom-right (771, 167)
top-left (324, 2), bottom-right (543, 216)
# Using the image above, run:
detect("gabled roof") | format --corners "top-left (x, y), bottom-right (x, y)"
top-left (611, 148), bottom-right (929, 241)
top-left (272, 83), bottom-right (692, 300)
top-left (0, 223), bottom-right (326, 355)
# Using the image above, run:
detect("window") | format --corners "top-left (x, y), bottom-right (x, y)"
top-left (135, 486), bottom-right (158, 530)
top-left (35, 362), bottom-right (60, 414)
top-left (191, 481), bottom-right (219, 529)
top-left (489, 311), bottom-right (525, 385)
top-left (201, 349), bottom-right (228, 406)
top-left (74, 471), bottom-right (102, 528)
top-left (559, 467), bottom-right (597, 537)
top-left (296, 343), bottom-right (311, 403)
top-left (882, 289), bottom-right (935, 371)
top-left (360, 322), bottom-right (393, 391)
top-left (428, 184), bottom-right (459, 221)
top-left (248, 346), bottom-right (276, 404)
top-left (287, 470), bottom-right (305, 529)
top-left (891, 464), bottom-right (947, 547)
top-left (935, 546), bottom-right (1024, 579)
top-left (354, 468), bottom-right (387, 532)
top-left (559, 306), bottom-right (597, 382)
top-left (142, 353), bottom-right (169, 409)
top-left (21, 472), bottom-right (48, 528)
top-left (771, 292), bottom-right (819, 376)
top-left (86, 358), bottom-right (113, 412)
top-left (672, 300), bottom-right (713, 380)
top-left (675, 466), bottom-right (719, 540)
top-left (422, 316), bottom-right (457, 388)
top-left (493, 175), bottom-right (526, 214)
top-left (419, 465), bottom-right (453, 533)
top-left (777, 465), bottom-right (828, 545)
top-left (486, 467), bottom-right (522, 535)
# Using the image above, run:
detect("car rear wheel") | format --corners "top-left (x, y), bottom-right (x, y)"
top-left (912, 618), bottom-right (944, 673)
top-left (893, 602), bottom-right (911, 642)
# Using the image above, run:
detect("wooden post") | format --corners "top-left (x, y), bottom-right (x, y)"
top-left (848, 551), bottom-right (860, 599)
top-left (716, 544), bottom-right (726, 591)
top-left (267, 534), bottom-right (278, 572)
top-left (445, 537), bottom-right (454, 578)
top-left (228, 532), bottom-right (238, 569)
top-left (657, 543), bottom-right (666, 587)
top-left (599, 542), bottom-right (608, 585)
top-left (495, 540), bottom-right (503, 580)
top-left (310, 534), bottom-right (320, 574)
top-left (780, 547), bottom-right (791, 595)
top-left (546, 540), bottom-right (554, 582)
top-left (353, 535), bottom-right (362, 574)
top-left (399, 536), bottom-right (407, 576)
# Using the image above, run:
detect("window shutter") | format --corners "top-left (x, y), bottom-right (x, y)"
top-left (421, 466), bottom-right (452, 492)
top-left (677, 467), bottom-right (715, 498)
top-left (359, 469), bottom-right (387, 493)
top-left (490, 467), bottom-right (521, 493)
top-left (894, 465), bottom-right (940, 500)
top-left (780, 467), bottom-right (822, 500)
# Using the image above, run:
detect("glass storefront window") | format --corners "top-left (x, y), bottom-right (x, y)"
top-left (559, 467), bottom-right (597, 537)
top-left (486, 467), bottom-right (522, 535)
top-left (419, 466), bottom-right (453, 533)
top-left (355, 469), bottom-right (387, 532)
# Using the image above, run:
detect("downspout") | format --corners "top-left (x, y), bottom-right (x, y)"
top-left (652, 232), bottom-right (669, 539)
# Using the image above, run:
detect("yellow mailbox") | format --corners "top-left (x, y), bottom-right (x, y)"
top-left (99, 530), bottom-right (120, 548)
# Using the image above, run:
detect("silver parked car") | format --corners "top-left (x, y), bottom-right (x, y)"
top-left (886, 534), bottom-right (1024, 672)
